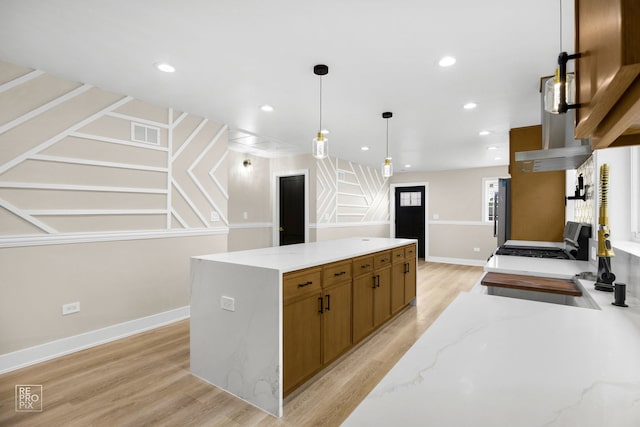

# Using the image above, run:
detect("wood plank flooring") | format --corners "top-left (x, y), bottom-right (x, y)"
top-left (0, 261), bottom-right (483, 427)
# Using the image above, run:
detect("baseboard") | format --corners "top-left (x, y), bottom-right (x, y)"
top-left (0, 306), bottom-right (190, 375)
top-left (426, 256), bottom-right (486, 267)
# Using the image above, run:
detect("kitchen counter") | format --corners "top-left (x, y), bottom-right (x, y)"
top-left (190, 237), bottom-right (416, 417)
top-left (192, 237), bottom-right (415, 273)
top-left (343, 257), bottom-right (640, 427)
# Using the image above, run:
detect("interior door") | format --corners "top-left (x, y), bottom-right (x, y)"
top-left (279, 175), bottom-right (305, 246)
top-left (394, 186), bottom-right (426, 257)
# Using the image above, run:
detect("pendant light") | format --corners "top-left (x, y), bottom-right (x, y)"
top-left (312, 64), bottom-right (329, 159)
top-left (381, 112), bottom-right (393, 178)
top-left (544, 0), bottom-right (581, 114)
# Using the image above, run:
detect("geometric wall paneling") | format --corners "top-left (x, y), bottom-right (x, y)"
top-left (316, 156), bottom-right (389, 226)
top-left (170, 110), bottom-right (229, 229)
top-left (0, 74), bottom-right (82, 127)
top-left (112, 98), bottom-right (171, 125)
top-left (0, 64), bottom-right (41, 88)
top-left (0, 61), bottom-right (228, 245)
top-left (317, 157), bottom-right (338, 223)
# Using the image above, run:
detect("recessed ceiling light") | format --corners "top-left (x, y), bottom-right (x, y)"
top-left (463, 102), bottom-right (477, 110)
top-left (487, 146), bottom-right (498, 150)
top-left (404, 164), bottom-right (412, 168)
top-left (321, 129), bottom-right (330, 135)
top-left (260, 105), bottom-right (274, 112)
top-left (438, 56), bottom-right (456, 67)
top-left (361, 146), bottom-right (369, 151)
top-left (155, 62), bottom-right (175, 73)
top-left (494, 157), bottom-right (502, 161)
top-left (479, 130), bottom-right (491, 136)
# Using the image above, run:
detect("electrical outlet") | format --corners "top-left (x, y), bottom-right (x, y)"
top-left (220, 296), bottom-right (235, 312)
top-left (433, 213), bottom-right (439, 220)
top-left (473, 247), bottom-right (480, 252)
top-left (210, 211), bottom-right (220, 222)
top-left (243, 211), bottom-right (248, 220)
top-left (62, 301), bottom-right (80, 315)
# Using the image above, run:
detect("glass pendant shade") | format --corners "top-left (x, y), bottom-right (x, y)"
top-left (382, 158), bottom-right (393, 178)
top-left (544, 70), bottom-right (575, 114)
top-left (312, 131), bottom-right (328, 159)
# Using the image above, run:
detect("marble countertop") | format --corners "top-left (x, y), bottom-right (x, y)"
top-left (192, 237), bottom-right (416, 273)
top-left (343, 257), bottom-right (640, 427)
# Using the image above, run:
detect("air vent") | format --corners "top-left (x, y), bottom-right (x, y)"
top-left (131, 122), bottom-right (160, 145)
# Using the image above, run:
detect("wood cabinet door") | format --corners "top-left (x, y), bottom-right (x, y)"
top-left (322, 280), bottom-right (352, 364)
top-left (352, 274), bottom-right (375, 344)
top-left (575, 0), bottom-right (640, 148)
top-left (283, 292), bottom-right (322, 395)
top-left (373, 266), bottom-right (391, 327)
top-left (390, 262), bottom-right (405, 314)
top-left (404, 260), bottom-right (417, 305)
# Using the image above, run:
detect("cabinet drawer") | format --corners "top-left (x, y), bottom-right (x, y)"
top-left (405, 244), bottom-right (417, 258)
top-left (353, 255), bottom-right (374, 276)
top-left (374, 251), bottom-right (392, 269)
top-left (283, 268), bottom-right (322, 303)
top-left (392, 247), bottom-right (405, 263)
top-left (322, 260), bottom-right (352, 287)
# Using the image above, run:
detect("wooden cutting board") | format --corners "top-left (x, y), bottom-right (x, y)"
top-left (481, 272), bottom-right (582, 296)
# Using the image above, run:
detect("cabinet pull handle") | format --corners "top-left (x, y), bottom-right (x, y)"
top-left (361, 263), bottom-right (371, 268)
top-left (334, 271), bottom-right (346, 277)
top-left (381, 258), bottom-right (389, 262)
top-left (376, 274), bottom-right (381, 288)
top-left (404, 263), bottom-right (409, 274)
top-left (298, 281), bottom-right (313, 288)
top-left (326, 294), bottom-right (331, 311)
top-left (372, 276), bottom-right (377, 289)
top-left (318, 297), bottom-right (324, 314)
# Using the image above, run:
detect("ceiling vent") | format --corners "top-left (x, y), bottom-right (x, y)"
top-left (131, 122), bottom-right (160, 145)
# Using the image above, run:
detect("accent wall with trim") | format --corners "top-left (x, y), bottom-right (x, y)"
top-left (0, 60), bottom-right (228, 363)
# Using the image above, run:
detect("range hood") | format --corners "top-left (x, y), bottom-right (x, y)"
top-left (515, 76), bottom-right (592, 173)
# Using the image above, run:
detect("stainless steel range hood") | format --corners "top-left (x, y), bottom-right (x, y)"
top-left (515, 76), bottom-right (592, 173)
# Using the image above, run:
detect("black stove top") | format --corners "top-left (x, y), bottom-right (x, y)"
top-left (495, 245), bottom-right (571, 260)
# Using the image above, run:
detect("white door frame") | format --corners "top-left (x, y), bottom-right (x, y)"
top-left (390, 182), bottom-right (429, 259)
top-left (272, 169), bottom-right (310, 246)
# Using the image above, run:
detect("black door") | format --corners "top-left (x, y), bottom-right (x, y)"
top-left (279, 175), bottom-right (305, 246)
top-left (395, 186), bottom-right (426, 258)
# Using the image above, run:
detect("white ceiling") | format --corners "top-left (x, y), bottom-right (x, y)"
top-left (0, 0), bottom-right (575, 172)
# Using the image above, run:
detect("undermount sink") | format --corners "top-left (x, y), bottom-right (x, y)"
top-left (480, 272), bottom-right (600, 310)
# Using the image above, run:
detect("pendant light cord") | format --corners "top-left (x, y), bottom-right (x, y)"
top-left (385, 119), bottom-right (389, 158)
top-left (319, 76), bottom-right (323, 131)
top-left (559, 0), bottom-right (563, 52)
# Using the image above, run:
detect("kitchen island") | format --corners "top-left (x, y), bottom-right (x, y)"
top-left (343, 256), bottom-right (640, 426)
top-left (190, 237), bottom-right (417, 417)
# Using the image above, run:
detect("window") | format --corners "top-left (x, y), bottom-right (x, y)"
top-left (483, 178), bottom-right (499, 223)
top-left (400, 191), bottom-right (421, 207)
top-left (631, 147), bottom-right (640, 242)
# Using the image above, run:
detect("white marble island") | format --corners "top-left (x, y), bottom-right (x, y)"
top-left (190, 237), bottom-right (416, 417)
top-left (343, 256), bottom-right (640, 426)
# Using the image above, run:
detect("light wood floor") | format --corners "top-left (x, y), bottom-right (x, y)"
top-left (0, 261), bottom-right (483, 427)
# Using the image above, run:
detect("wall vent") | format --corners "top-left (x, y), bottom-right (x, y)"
top-left (131, 122), bottom-right (160, 145)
